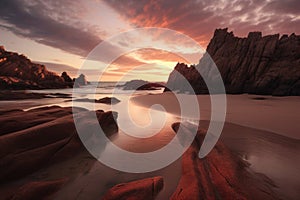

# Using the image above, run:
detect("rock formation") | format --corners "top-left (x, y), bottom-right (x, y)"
top-left (74, 73), bottom-right (88, 87)
top-left (61, 71), bottom-right (73, 83)
top-left (102, 123), bottom-right (282, 200)
top-left (165, 28), bottom-right (300, 96)
top-left (102, 176), bottom-right (164, 200)
top-left (96, 97), bottom-right (121, 104)
top-left (9, 179), bottom-right (68, 200)
top-left (170, 122), bottom-right (281, 200)
top-left (119, 79), bottom-right (165, 90)
top-left (0, 47), bottom-right (76, 89)
top-left (71, 97), bottom-right (121, 104)
top-left (0, 106), bottom-right (118, 182)
top-left (0, 90), bottom-right (71, 100)
top-left (0, 47), bottom-right (87, 89)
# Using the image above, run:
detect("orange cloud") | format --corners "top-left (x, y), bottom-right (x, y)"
top-left (133, 48), bottom-right (189, 63)
top-left (105, 0), bottom-right (300, 48)
top-left (99, 49), bottom-right (185, 81)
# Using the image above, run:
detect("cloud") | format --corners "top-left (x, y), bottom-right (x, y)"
top-left (263, 0), bottom-right (300, 15)
top-left (112, 54), bottom-right (146, 68)
top-left (35, 61), bottom-right (78, 77)
top-left (0, 0), bottom-right (101, 57)
top-left (133, 48), bottom-right (189, 63)
top-left (104, 0), bottom-right (300, 47)
top-left (0, 0), bottom-right (148, 71)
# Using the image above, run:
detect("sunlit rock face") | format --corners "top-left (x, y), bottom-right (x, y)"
top-left (165, 28), bottom-right (300, 96)
top-left (0, 47), bottom-right (72, 89)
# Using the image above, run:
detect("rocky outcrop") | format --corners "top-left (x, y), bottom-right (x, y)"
top-left (74, 74), bottom-right (88, 87)
top-left (0, 90), bottom-right (71, 100)
top-left (165, 28), bottom-right (300, 96)
top-left (170, 122), bottom-right (281, 200)
top-left (164, 63), bottom-right (208, 94)
top-left (70, 97), bottom-right (121, 104)
top-left (96, 97), bottom-right (121, 104)
top-left (0, 106), bottom-right (118, 182)
top-left (0, 47), bottom-right (88, 90)
top-left (0, 46), bottom-right (75, 90)
top-left (119, 79), bottom-right (165, 90)
top-left (102, 176), bottom-right (164, 200)
top-left (61, 71), bottom-right (73, 83)
top-left (9, 178), bottom-right (67, 200)
top-left (102, 122), bottom-right (281, 200)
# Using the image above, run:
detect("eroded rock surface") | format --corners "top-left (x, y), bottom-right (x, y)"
top-left (170, 122), bottom-right (281, 200)
top-left (9, 178), bottom-right (68, 200)
top-left (0, 106), bottom-right (118, 182)
top-left (0, 46), bottom-right (73, 89)
top-left (165, 28), bottom-right (300, 95)
top-left (102, 176), bottom-right (164, 200)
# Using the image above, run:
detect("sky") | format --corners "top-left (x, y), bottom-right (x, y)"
top-left (0, 0), bottom-right (299, 81)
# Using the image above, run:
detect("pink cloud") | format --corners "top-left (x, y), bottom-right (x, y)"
top-left (105, 0), bottom-right (300, 47)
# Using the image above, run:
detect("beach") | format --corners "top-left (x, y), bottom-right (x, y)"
top-left (0, 88), bottom-right (299, 199)
top-left (132, 92), bottom-right (300, 139)
top-left (132, 92), bottom-right (300, 199)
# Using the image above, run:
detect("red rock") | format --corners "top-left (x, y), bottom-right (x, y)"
top-left (102, 176), bottom-right (164, 200)
top-left (0, 106), bottom-right (76, 136)
top-left (0, 106), bottom-right (118, 182)
top-left (10, 178), bottom-right (67, 200)
top-left (170, 122), bottom-right (281, 200)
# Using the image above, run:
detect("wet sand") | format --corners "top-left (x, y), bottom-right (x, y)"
top-left (0, 92), bottom-right (299, 199)
top-left (131, 92), bottom-right (300, 139)
top-left (131, 93), bottom-right (300, 200)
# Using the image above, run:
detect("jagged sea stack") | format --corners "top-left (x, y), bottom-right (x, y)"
top-left (165, 28), bottom-right (300, 96)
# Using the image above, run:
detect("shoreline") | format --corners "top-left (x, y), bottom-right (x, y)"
top-left (0, 92), bottom-right (299, 199)
top-left (131, 92), bottom-right (300, 199)
top-left (131, 92), bottom-right (300, 140)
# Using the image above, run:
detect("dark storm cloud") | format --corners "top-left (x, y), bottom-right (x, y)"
top-left (104, 0), bottom-right (300, 46)
top-left (0, 0), bottom-right (101, 56)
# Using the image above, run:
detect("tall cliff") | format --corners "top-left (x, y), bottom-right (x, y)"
top-left (165, 28), bottom-right (300, 96)
top-left (0, 46), bottom-right (73, 90)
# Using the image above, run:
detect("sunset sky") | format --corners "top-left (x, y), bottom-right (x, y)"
top-left (0, 0), bottom-right (299, 81)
